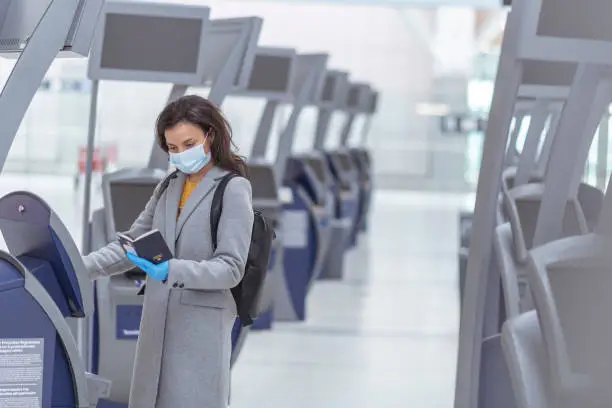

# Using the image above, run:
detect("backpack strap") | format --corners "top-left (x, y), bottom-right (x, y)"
top-left (210, 173), bottom-right (239, 251)
top-left (154, 169), bottom-right (180, 201)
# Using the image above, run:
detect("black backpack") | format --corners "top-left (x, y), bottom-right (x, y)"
top-left (210, 173), bottom-right (275, 326)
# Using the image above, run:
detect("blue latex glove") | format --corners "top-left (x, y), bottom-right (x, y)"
top-left (126, 252), bottom-right (169, 281)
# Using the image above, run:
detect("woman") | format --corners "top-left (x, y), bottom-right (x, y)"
top-left (83, 95), bottom-right (253, 408)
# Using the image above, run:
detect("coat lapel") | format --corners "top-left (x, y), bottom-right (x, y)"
top-left (164, 171), bottom-right (184, 255)
top-left (175, 166), bottom-right (228, 240)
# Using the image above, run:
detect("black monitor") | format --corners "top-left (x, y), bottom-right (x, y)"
top-left (370, 92), bottom-right (379, 113)
top-left (321, 74), bottom-right (336, 102)
top-left (249, 165), bottom-right (278, 200)
top-left (347, 85), bottom-right (360, 108)
top-left (88, 2), bottom-right (210, 85)
top-left (109, 180), bottom-right (158, 233)
top-left (247, 55), bottom-right (292, 93)
top-left (304, 157), bottom-right (327, 184)
top-left (337, 153), bottom-right (354, 172)
top-left (100, 14), bottom-right (202, 74)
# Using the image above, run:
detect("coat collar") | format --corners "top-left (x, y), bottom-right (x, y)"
top-left (164, 166), bottom-right (229, 243)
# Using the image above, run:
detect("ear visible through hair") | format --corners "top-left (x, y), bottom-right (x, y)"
top-left (205, 126), bottom-right (215, 140)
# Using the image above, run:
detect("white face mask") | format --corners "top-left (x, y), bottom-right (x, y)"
top-left (169, 144), bottom-right (211, 174)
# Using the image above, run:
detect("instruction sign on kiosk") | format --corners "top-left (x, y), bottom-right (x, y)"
top-left (0, 338), bottom-right (44, 407)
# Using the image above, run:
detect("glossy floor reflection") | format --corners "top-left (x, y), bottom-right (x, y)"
top-left (0, 174), bottom-right (465, 408)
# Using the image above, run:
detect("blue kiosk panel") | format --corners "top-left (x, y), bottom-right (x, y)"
top-left (325, 151), bottom-right (360, 247)
top-left (0, 265), bottom-right (75, 407)
top-left (281, 159), bottom-right (330, 320)
top-left (0, 192), bottom-right (88, 317)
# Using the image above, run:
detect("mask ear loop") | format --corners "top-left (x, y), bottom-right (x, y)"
top-left (205, 127), bottom-right (219, 163)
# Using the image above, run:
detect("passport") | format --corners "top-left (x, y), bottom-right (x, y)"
top-left (117, 229), bottom-right (173, 264)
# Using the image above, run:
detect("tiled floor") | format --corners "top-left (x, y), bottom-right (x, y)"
top-left (0, 173), bottom-right (467, 408)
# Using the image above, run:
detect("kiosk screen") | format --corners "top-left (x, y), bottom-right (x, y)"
top-left (250, 166), bottom-right (278, 200)
top-left (338, 153), bottom-right (354, 172)
top-left (321, 75), bottom-right (335, 102)
top-left (248, 55), bottom-right (291, 92)
top-left (101, 13), bottom-right (203, 73)
top-left (110, 181), bottom-right (158, 232)
top-left (304, 158), bottom-right (326, 183)
top-left (347, 86), bottom-right (360, 107)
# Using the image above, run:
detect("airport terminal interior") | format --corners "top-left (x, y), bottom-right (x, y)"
top-left (2, 0), bottom-right (612, 408)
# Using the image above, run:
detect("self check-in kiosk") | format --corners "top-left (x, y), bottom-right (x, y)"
top-left (244, 49), bottom-right (334, 322)
top-left (82, 3), bottom-right (264, 405)
top-left (233, 47), bottom-right (298, 327)
top-left (287, 69), bottom-right (351, 281)
top-left (235, 47), bottom-right (301, 330)
top-left (90, 170), bottom-right (166, 406)
top-left (0, 1), bottom-right (113, 406)
top-left (336, 82), bottom-right (375, 247)
top-left (348, 88), bottom-right (378, 234)
top-left (0, 192), bottom-right (111, 407)
top-left (280, 54), bottom-right (335, 292)
top-left (311, 70), bottom-right (355, 280)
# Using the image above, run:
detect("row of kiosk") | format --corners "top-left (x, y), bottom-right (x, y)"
top-left (0, 1), bottom-right (380, 407)
top-left (456, 1), bottom-right (612, 408)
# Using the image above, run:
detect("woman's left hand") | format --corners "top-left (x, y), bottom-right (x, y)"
top-left (126, 253), bottom-right (169, 281)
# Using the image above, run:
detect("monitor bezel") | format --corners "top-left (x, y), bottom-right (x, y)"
top-left (300, 53), bottom-right (329, 105)
top-left (200, 16), bottom-right (262, 90)
top-left (101, 168), bottom-right (166, 242)
top-left (87, 1), bottom-right (210, 85)
top-left (233, 46), bottom-right (298, 102)
top-left (367, 89), bottom-right (379, 114)
top-left (344, 82), bottom-right (370, 114)
top-left (246, 162), bottom-right (280, 201)
top-left (320, 69), bottom-right (349, 110)
top-left (231, 17), bottom-right (262, 90)
top-left (0, 0), bottom-right (105, 57)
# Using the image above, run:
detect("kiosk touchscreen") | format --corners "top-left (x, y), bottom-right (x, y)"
top-left (101, 169), bottom-right (167, 243)
top-left (87, 1), bottom-right (210, 85)
top-left (239, 46), bottom-right (298, 162)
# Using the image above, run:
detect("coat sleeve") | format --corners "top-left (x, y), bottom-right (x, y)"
top-left (82, 181), bottom-right (163, 280)
top-left (167, 177), bottom-right (253, 290)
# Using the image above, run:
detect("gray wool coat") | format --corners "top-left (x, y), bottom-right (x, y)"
top-left (83, 166), bottom-right (253, 408)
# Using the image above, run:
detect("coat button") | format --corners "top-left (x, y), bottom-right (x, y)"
top-left (179, 283), bottom-right (185, 288)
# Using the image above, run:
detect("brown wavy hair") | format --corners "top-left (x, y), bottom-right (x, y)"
top-left (155, 95), bottom-right (249, 179)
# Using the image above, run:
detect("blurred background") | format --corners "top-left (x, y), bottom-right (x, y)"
top-left (0, 0), bottom-right (513, 191)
